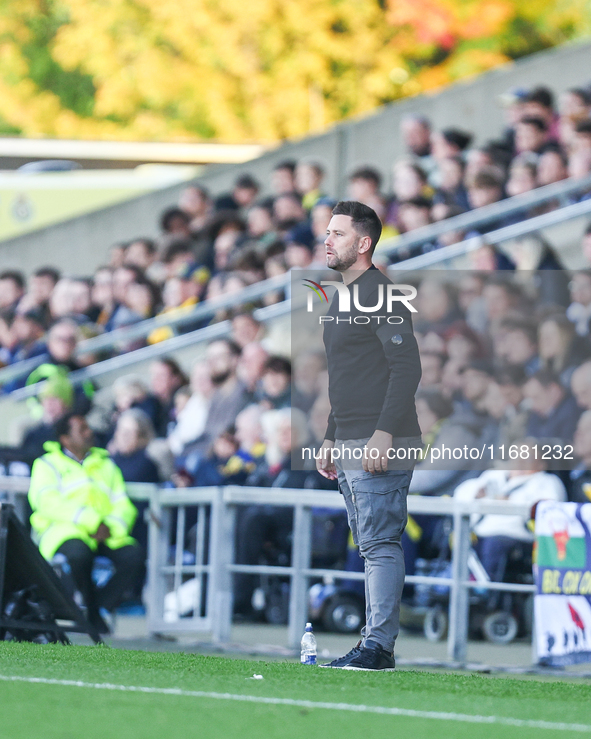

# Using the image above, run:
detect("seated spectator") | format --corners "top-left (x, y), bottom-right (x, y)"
top-left (569, 410), bottom-right (591, 502)
top-left (36, 318), bottom-right (82, 374)
top-left (456, 359), bottom-right (499, 446)
top-left (418, 351), bottom-right (445, 390)
top-left (160, 238), bottom-right (198, 279)
top-left (431, 128), bottom-right (473, 163)
top-left (10, 309), bottom-right (47, 364)
top-left (566, 270), bottom-right (591, 336)
top-left (234, 404), bottom-right (266, 464)
top-left (110, 408), bottom-right (161, 552)
top-left (483, 367), bottom-right (528, 447)
top-left (466, 168), bottom-right (504, 212)
top-left (494, 317), bottom-right (539, 375)
top-left (0, 308), bottom-right (17, 366)
top-left (295, 160), bottom-right (325, 211)
top-left (347, 167), bottom-right (386, 220)
top-left (167, 361), bottom-right (213, 456)
top-left (149, 358), bottom-right (188, 437)
top-left (414, 278), bottom-right (461, 334)
top-left (443, 322), bottom-right (485, 364)
top-left (292, 351), bottom-right (326, 413)
top-left (271, 160), bottom-right (297, 196)
top-left (17, 267), bottom-right (59, 326)
top-left (454, 441), bottom-right (566, 581)
top-left (573, 120), bottom-right (591, 154)
top-left (180, 430), bottom-right (253, 488)
top-left (400, 114), bottom-right (433, 170)
top-left (257, 356), bottom-right (291, 409)
top-left (246, 201), bottom-right (276, 247)
top-left (523, 369), bottom-right (580, 442)
top-left (571, 360), bottom-right (591, 411)
top-left (104, 266), bottom-right (145, 332)
top-left (231, 312), bottom-right (265, 348)
top-left (515, 116), bottom-right (552, 156)
top-left (110, 375), bottom-right (162, 442)
top-left (537, 149), bottom-right (568, 187)
top-left (522, 86), bottom-right (559, 141)
top-left (183, 339), bottom-right (249, 458)
top-left (215, 174), bottom-right (260, 213)
top-left (396, 196), bottom-right (432, 235)
top-left (237, 341), bottom-right (269, 395)
top-left (506, 155), bottom-right (537, 198)
top-left (20, 372), bottom-right (74, 463)
top-left (0, 270), bottom-right (25, 311)
top-left (538, 313), bottom-right (591, 388)
top-left (272, 194), bottom-right (305, 230)
top-left (433, 156), bottom-right (470, 211)
top-left (178, 185), bottom-right (212, 232)
top-left (91, 267), bottom-right (115, 328)
top-left (160, 207), bottom-right (192, 238)
top-left (284, 223), bottom-right (316, 269)
top-left (310, 198), bottom-right (335, 250)
top-left (28, 412), bottom-right (143, 633)
top-left (124, 238), bottom-right (157, 272)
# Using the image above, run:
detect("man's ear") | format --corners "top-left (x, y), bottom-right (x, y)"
top-left (357, 235), bottom-right (373, 255)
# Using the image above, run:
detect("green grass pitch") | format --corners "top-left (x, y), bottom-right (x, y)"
top-left (1, 642), bottom-right (590, 739)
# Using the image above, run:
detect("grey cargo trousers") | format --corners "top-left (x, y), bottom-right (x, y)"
top-left (335, 437), bottom-right (415, 654)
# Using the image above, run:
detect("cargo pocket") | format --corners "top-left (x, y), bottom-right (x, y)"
top-left (339, 482), bottom-right (359, 546)
top-left (350, 473), bottom-right (409, 545)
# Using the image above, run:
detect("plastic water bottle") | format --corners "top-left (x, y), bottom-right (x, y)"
top-left (300, 622), bottom-right (317, 665)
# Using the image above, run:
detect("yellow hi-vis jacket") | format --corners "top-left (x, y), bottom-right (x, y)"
top-left (28, 441), bottom-right (137, 560)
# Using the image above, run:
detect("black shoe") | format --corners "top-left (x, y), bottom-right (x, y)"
top-left (319, 640), bottom-right (362, 668)
top-left (343, 643), bottom-right (395, 671)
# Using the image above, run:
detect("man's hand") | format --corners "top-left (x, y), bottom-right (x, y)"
top-left (92, 523), bottom-right (111, 543)
top-left (316, 439), bottom-right (337, 480)
top-left (363, 430), bottom-right (392, 474)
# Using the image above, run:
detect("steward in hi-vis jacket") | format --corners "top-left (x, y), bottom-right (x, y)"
top-left (28, 412), bottom-right (144, 633)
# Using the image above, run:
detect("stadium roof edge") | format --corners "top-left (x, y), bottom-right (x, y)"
top-left (0, 138), bottom-right (270, 165)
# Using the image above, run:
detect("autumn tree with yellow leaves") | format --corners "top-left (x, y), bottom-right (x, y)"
top-left (0, 0), bottom-right (589, 142)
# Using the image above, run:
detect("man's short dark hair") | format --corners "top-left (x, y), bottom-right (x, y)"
top-left (273, 159), bottom-right (297, 174)
top-left (264, 356), bottom-right (292, 376)
top-left (576, 120), bottom-right (591, 136)
top-left (130, 238), bottom-right (156, 255)
top-left (331, 201), bottom-right (382, 253)
top-left (161, 238), bottom-right (195, 264)
top-left (54, 412), bottom-right (83, 441)
top-left (160, 207), bottom-right (191, 232)
top-left (519, 116), bottom-right (548, 133)
top-left (525, 86), bottom-right (554, 111)
top-left (34, 267), bottom-right (61, 284)
top-left (0, 270), bottom-right (25, 290)
top-left (529, 369), bottom-right (563, 390)
top-left (349, 167), bottom-right (382, 190)
top-left (415, 389), bottom-right (453, 420)
top-left (568, 87), bottom-right (591, 106)
top-left (235, 174), bottom-right (260, 191)
top-left (399, 196), bottom-right (432, 210)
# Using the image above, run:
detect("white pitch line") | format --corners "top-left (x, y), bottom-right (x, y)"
top-left (0, 674), bottom-right (589, 733)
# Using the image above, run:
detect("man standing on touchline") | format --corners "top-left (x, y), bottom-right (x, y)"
top-left (316, 200), bottom-right (422, 671)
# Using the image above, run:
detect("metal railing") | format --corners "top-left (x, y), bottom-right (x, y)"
top-left (5, 299), bottom-right (290, 402)
top-left (390, 196), bottom-right (591, 271)
top-left (145, 484), bottom-right (535, 663)
top-left (2, 476), bottom-right (536, 663)
top-left (379, 173), bottom-right (591, 260)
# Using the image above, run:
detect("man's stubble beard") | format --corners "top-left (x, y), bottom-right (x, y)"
top-left (326, 240), bottom-right (359, 272)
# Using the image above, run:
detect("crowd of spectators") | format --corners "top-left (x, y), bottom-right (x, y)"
top-left (1, 84), bottom-right (591, 388)
top-left (4, 81), bottom-right (591, 619)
